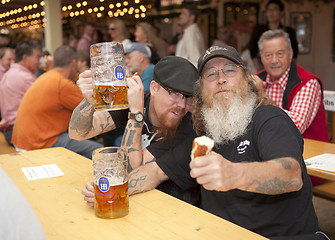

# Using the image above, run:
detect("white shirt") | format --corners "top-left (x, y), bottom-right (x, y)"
top-left (122, 38), bottom-right (132, 50)
top-left (240, 49), bottom-right (257, 74)
top-left (175, 23), bottom-right (205, 67)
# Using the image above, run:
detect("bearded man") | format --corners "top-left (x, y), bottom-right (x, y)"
top-left (70, 56), bottom-right (200, 205)
top-left (82, 46), bottom-right (328, 239)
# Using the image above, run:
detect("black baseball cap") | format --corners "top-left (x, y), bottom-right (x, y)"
top-left (197, 45), bottom-right (245, 75)
top-left (154, 56), bottom-right (198, 95)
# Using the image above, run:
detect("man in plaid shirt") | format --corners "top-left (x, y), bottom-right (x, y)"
top-left (256, 29), bottom-right (328, 142)
top-left (254, 29), bottom-right (329, 185)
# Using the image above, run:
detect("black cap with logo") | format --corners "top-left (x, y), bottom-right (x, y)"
top-left (154, 56), bottom-right (198, 95)
top-left (197, 45), bottom-right (245, 75)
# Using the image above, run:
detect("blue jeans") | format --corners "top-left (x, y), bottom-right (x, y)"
top-left (51, 132), bottom-right (103, 159)
top-left (1, 128), bottom-right (13, 146)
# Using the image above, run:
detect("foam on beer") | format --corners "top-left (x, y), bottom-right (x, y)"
top-left (191, 136), bottom-right (215, 160)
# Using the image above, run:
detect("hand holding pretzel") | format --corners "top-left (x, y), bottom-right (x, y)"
top-left (189, 136), bottom-right (241, 192)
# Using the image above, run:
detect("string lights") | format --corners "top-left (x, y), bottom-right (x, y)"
top-left (1, 0), bottom-right (11, 5)
top-left (0, 0), bottom-right (150, 30)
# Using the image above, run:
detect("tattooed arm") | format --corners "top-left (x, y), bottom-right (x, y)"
top-left (190, 151), bottom-right (303, 195)
top-left (82, 162), bottom-right (168, 206)
top-left (69, 70), bottom-right (116, 140)
top-left (128, 162), bottom-right (169, 195)
top-left (69, 99), bottom-right (116, 140)
top-left (120, 75), bottom-right (156, 171)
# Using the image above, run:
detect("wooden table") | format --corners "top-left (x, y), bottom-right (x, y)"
top-left (0, 147), bottom-right (267, 240)
top-left (303, 139), bottom-right (335, 181)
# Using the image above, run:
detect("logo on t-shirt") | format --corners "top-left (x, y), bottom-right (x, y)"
top-left (142, 133), bottom-right (156, 149)
top-left (237, 140), bottom-right (250, 154)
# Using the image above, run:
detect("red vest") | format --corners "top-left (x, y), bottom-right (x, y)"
top-left (258, 62), bottom-right (329, 142)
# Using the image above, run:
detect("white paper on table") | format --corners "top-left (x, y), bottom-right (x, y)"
top-left (304, 153), bottom-right (335, 172)
top-left (21, 164), bottom-right (65, 181)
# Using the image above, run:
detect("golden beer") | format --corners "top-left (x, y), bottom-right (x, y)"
top-left (92, 147), bottom-right (128, 218)
top-left (90, 41), bottom-right (128, 111)
top-left (94, 180), bottom-right (129, 218)
top-left (93, 84), bottom-right (128, 111)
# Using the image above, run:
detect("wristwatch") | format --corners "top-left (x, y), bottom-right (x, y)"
top-left (128, 112), bottom-right (145, 123)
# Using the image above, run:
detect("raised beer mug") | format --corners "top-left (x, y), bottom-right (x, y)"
top-left (92, 147), bottom-right (129, 218)
top-left (90, 42), bottom-right (128, 111)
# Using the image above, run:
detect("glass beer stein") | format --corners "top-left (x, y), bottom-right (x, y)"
top-left (90, 42), bottom-right (128, 111)
top-left (92, 147), bottom-right (129, 218)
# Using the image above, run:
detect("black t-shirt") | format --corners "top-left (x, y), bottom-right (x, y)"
top-left (109, 92), bottom-right (200, 206)
top-left (156, 105), bottom-right (318, 238)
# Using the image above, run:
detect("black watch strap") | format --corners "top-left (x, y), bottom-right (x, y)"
top-left (128, 112), bottom-right (145, 123)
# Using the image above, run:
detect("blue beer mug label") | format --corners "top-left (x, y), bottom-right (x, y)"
top-left (98, 177), bottom-right (110, 192)
top-left (114, 65), bottom-right (124, 81)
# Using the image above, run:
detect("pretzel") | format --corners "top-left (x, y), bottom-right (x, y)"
top-left (191, 136), bottom-right (214, 160)
top-left (126, 72), bottom-right (139, 78)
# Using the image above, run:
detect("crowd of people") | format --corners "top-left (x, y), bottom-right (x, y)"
top-left (0, 0), bottom-right (332, 239)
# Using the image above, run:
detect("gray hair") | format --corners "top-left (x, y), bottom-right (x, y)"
top-left (134, 50), bottom-right (150, 62)
top-left (258, 29), bottom-right (292, 52)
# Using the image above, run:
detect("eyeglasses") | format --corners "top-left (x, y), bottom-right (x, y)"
top-left (109, 28), bottom-right (115, 31)
top-left (202, 64), bottom-right (241, 82)
top-left (159, 83), bottom-right (193, 106)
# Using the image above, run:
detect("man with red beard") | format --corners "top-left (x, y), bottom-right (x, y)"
top-left (83, 46), bottom-right (327, 239)
top-left (70, 56), bottom-right (200, 205)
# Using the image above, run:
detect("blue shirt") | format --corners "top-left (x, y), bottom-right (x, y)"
top-left (141, 64), bottom-right (154, 92)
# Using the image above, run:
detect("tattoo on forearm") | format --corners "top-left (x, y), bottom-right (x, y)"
top-left (121, 128), bottom-right (128, 146)
top-left (144, 157), bottom-right (156, 165)
top-left (128, 169), bottom-right (147, 192)
top-left (274, 158), bottom-right (292, 170)
top-left (69, 99), bottom-right (94, 136)
top-left (127, 130), bottom-right (136, 146)
top-left (245, 178), bottom-right (299, 194)
top-left (134, 122), bottom-right (141, 128)
top-left (129, 176), bottom-right (146, 188)
top-left (244, 158), bottom-right (298, 194)
top-left (128, 148), bottom-right (139, 154)
top-left (79, 99), bottom-right (92, 111)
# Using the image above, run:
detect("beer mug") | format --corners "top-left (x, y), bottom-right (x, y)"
top-left (90, 42), bottom-right (128, 111)
top-left (92, 147), bottom-right (129, 218)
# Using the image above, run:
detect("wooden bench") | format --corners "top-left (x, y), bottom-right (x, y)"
top-left (313, 180), bottom-right (335, 201)
top-left (0, 132), bottom-right (16, 155)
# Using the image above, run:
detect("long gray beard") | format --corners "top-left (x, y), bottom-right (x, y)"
top-left (202, 93), bottom-right (257, 145)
